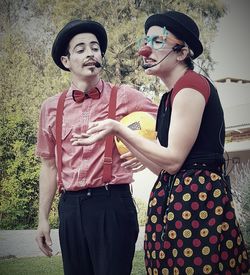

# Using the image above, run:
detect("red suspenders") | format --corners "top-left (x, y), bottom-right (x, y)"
top-left (55, 86), bottom-right (118, 192)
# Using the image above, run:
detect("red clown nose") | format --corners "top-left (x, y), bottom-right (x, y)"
top-left (138, 45), bottom-right (152, 57)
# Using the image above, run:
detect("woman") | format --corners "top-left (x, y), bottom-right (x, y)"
top-left (71, 11), bottom-right (249, 275)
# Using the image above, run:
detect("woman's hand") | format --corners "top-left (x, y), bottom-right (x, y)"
top-left (71, 119), bottom-right (118, 146)
top-left (120, 152), bottom-right (145, 172)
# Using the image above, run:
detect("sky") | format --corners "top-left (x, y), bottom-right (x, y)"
top-left (210, 0), bottom-right (250, 80)
top-left (133, 0), bottom-right (250, 202)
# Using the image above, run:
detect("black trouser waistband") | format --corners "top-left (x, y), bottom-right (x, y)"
top-left (62, 184), bottom-right (130, 196)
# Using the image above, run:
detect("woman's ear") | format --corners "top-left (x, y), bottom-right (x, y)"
top-left (177, 47), bottom-right (189, 61)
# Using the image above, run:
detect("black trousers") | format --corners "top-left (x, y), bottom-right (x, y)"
top-left (58, 184), bottom-right (139, 275)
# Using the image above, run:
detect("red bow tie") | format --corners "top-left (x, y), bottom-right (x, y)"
top-left (72, 88), bottom-right (101, 103)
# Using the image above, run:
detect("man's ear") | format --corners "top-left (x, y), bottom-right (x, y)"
top-left (177, 47), bottom-right (189, 61)
top-left (61, 55), bottom-right (70, 70)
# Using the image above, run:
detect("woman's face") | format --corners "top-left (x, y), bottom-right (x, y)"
top-left (142, 26), bottom-right (181, 76)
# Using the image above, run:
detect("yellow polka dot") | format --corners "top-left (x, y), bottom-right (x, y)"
top-left (221, 222), bottom-right (229, 231)
top-left (172, 248), bottom-right (178, 257)
top-left (152, 250), bottom-right (156, 259)
top-left (183, 229), bottom-right (192, 238)
top-left (152, 233), bottom-right (156, 241)
top-left (211, 173), bottom-right (220, 181)
top-left (147, 250), bottom-right (150, 258)
top-left (226, 240), bottom-right (233, 249)
top-left (151, 198), bottom-right (157, 206)
top-left (215, 206), bottom-right (223, 215)
top-left (219, 262), bottom-right (224, 271)
top-left (151, 215), bottom-right (157, 223)
top-left (174, 178), bottom-right (180, 186)
top-left (162, 268), bottom-right (169, 275)
top-left (237, 235), bottom-right (242, 246)
top-left (229, 258), bottom-right (236, 268)
top-left (213, 189), bottom-right (221, 198)
top-left (200, 228), bottom-right (209, 237)
top-left (163, 215), bottom-right (167, 223)
top-left (148, 267), bottom-right (152, 275)
top-left (184, 177), bottom-right (192, 185)
top-left (199, 210), bottom-right (208, 219)
top-left (174, 267), bottom-right (179, 275)
top-left (203, 265), bottom-right (212, 274)
top-left (153, 268), bottom-right (158, 275)
top-left (167, 212), bottom-right (175, 221)
top-left (185, 267), bottom-right (194, 275)
top-left (184, 248), bottom-right (193, 257)
top-left (199, 176), bottom-right (205, 184)
top-left (198, 192), bottom-right (207, 201)
top-left (183, 193), bottom-right (191, 201)
top-left (243, 251), bottom-right (248, 260)
top-left (155, 181), bottom-right (161, 189)
top-left (159, 250), bottom-right (165, 259)
top-left (182, 210), bottom-right (192, 220)
top-left (170, 194), bottom-right (174, 203)
top-left (168, 230), bottom-right (177, 239)
top-left (202, 246), bottom-right (210, 255)
top-left (217, 224), bottom-right (222, 233)
top-left (238, 254), bottom-right (242, 263)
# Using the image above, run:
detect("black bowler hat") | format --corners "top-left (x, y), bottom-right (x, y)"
top-left (145, 11), bottom-right (203, 59)
top-left (52, 19), bottom-right (108, 71)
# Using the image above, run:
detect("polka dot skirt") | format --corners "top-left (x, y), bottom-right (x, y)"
top-left (144, 168), bottom-right (250, 275)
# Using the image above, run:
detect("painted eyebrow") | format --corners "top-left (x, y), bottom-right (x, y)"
top-left (73, 41), bottom-right (100, 50)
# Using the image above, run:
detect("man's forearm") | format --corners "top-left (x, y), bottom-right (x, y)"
top-left (38, 159), bottom-right (58, 222)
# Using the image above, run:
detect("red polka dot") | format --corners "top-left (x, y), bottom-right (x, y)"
top-left (209, 235), bottom-right (218, 244)
top-left (148, 242), bottom-right (152, 249)
top-left (206, 182), bottom-right (212, 191)
top-left (222, 196), bottom-right (229, 204)
top-left (208, 218), bottom-right (216, 226)
top-left (191, 202), bottom-right (199, 210)
top-left (158, 189), bottom-right (165, 197)
top-left (174, 202), bottom-right (183, 211)
top-left (146, 224), bottom-right (152, 232)
top-left (164, 241), bottom-right (171, 249)
top-left (234, 247), bottom-right (239, 256)
top-left (211, 254), bottom-right (219, 263)
top-left (157, 206), bottom-right (162, 214)
top-left (177, 239), bottom-right (183, 248)
top-left (221, 251), bottom-right (228, 260)
top-left (226, 211), bottom-right (234, 220)
top-left (144, 242), bottom-right (147, 249)
top-left (156, 259), bottom-right (160, 268)
top-left (177, 258), bottom-right (185, 267)
top-left (207, 200), bottom-right (214, 209)
top-left (167, 258), bottom-right (173, 267)
top-left (156, 224), bottom-right (163, 232)
top-left (190, 183), bottom-right (198, 192)
top-left (155, 241), bottom-right (161, 250)
top-left (194, 257), bottom-right (202, 266)
top-left (231, 229), bottom-right (237, 238)
top-left (191, 220), bottom-right (200, 229)
top-left (175, 185), bottom-right (183, 193)
top-left (225, 271), bottom-right (231, 275)
top-left (175, 220), bottom-right (183, 229)
top-left (193, 238), bottom-right (201, 247)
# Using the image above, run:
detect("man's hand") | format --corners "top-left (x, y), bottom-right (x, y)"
top-left (35, 220), bottom-right (53, 257)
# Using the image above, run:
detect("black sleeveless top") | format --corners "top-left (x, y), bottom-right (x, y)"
top-left (156, 72), bottom-right (225, 166)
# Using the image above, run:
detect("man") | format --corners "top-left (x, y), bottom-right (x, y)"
top-left (35, 19), bottom-right (157, 275)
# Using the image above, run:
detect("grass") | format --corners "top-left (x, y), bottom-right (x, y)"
top-left (0, 250), bottom-right (146, 275)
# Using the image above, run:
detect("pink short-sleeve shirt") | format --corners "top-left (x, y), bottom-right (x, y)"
top-left (36, 80), bottom-right (158, 191)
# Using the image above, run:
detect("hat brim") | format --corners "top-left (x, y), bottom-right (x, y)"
top-left (52, 20), bottom-right (107, 71)
top-left (145, 14), bottom-right (203, 59)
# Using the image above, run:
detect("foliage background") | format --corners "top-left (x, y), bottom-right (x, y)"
top-left (0, 0), bottom-right (227, 229)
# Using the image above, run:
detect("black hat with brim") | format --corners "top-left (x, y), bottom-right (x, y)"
top-left (52, 19), bottom-right (108, 71)
top-left (145, 11), bottom-right (203, 59)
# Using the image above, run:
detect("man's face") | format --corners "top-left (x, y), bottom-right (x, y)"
top-left (61, 33), bottom-right (102, 77)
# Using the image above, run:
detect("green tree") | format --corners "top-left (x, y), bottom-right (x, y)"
top-left (0, 0), bottom-right (227, 229)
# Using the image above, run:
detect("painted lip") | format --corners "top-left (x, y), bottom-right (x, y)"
top-left (144, 57), bottom-right (156, 66)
